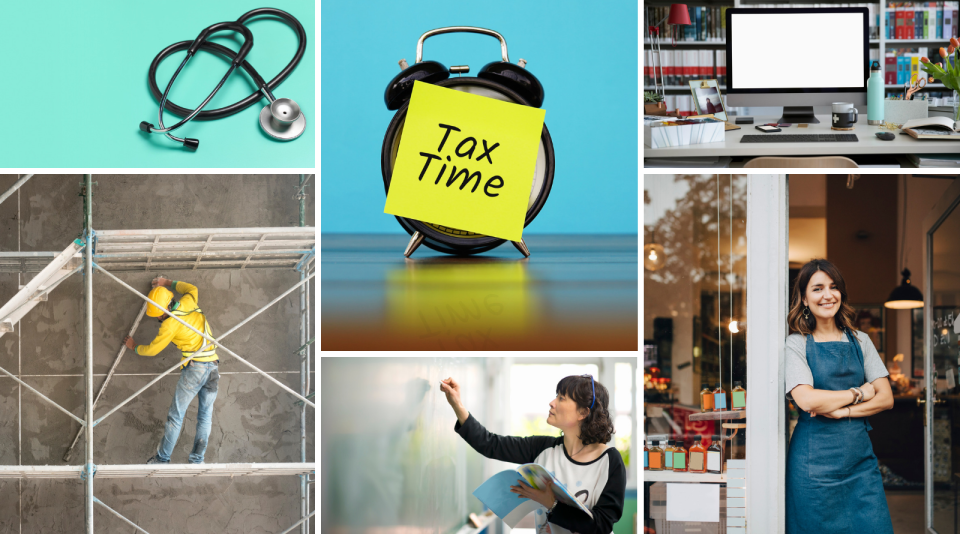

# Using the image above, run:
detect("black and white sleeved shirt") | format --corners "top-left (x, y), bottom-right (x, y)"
top-left (455, 414), bottom-right (626, 534)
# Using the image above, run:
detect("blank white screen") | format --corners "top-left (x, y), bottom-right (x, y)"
top-left (731, 13), bottom-right (865, 89)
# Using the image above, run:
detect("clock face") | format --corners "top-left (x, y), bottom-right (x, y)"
top-left (386, 80), bottom-right (550, 240)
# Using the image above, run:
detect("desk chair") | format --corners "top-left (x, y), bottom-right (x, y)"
top-left (743, 156), bottom-right (858, 168)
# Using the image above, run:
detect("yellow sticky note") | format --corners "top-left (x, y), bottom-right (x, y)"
top-left (384, 81), bottom-right (546, 242)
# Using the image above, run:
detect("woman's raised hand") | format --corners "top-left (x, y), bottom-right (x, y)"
top-left (859, 382), bottom-right (876, 402)
top-left (440, 378), bottom-right (470, 424)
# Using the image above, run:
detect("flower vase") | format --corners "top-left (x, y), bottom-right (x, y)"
top-left (954, 90), bottom-right (960, 123)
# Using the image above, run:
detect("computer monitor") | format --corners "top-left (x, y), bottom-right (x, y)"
top-left (725, 7), bottom-right (869, 124)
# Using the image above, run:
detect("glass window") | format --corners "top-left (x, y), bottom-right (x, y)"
top-left (615, 362), bottom-right (634, 472)
top-left (644, 174), bottom-right (747, 480)
top-left (509, 363), bottom-right (600, 438)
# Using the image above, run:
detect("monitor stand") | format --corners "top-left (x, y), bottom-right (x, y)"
top-left (778, 106), bottom-right (820, 124)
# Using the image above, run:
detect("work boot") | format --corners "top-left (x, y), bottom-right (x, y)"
top-left (146, 455), bottom-right (169, 464)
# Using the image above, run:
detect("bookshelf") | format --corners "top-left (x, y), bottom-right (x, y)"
top-left (644, 0), bottom-right (957, 114)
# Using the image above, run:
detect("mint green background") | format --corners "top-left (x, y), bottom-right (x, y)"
top-left (674, 452), bottom-right (685, 469)
top-left (0, 0), bottom-right (314, 167)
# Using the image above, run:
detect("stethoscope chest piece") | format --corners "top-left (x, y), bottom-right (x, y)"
top-left (260, 97), bottom-right (306, 140)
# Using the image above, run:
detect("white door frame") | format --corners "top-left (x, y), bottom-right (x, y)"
top-left (745, 174), bottom-right (789, 533)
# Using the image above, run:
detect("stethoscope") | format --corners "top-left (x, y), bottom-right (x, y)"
top-left (139, 7), bottom-right (307, 150)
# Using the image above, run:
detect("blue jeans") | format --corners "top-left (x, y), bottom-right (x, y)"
top-left (154, 360), bottom-right (219, 464)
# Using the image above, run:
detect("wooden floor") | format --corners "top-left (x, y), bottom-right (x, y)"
top-left (321, 234), bottom-right (638, 351)
top-left (888, 489), bottom-right (960, 534)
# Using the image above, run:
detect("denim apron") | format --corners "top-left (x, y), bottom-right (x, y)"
top-left (785, 328), bottom-right (893, 534)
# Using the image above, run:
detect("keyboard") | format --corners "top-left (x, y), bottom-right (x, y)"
top-left (740, 134), bottom-right (859, 143)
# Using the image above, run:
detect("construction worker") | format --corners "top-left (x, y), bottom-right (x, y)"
top-left (124, 276), bottom-right (219, 465)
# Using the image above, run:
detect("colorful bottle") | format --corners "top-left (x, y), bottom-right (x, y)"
top-left (707, 435), bottom-right (723, 474)
top-left (649, 440), bottom-right (664, 471)
top-left (672, 439), bottom-right (688, 472)
top-left (732, 381), bottom-right (746, 411)
top-left (700, 384), bottom-right (714, 412)
top-left (665, 440), bottom-right (675, 471)
top-left (644, 440), bottom-right (649, 470)
top-left (713, 383), bottom-right (727, 411)
top-left (689, 435), bottom-right (707, 473)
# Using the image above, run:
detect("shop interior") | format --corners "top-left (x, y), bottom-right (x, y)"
top-left (643, 174), bottom-right (960, 533)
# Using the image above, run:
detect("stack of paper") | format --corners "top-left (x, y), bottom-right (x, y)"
top-left (645, 116), bottom-right (724, 149)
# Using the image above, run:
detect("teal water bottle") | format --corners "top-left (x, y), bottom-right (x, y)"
top-left (868, 60), bottom-right (884, 125)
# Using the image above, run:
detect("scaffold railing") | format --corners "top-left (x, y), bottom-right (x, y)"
top-left (0, 175), bottom-right (315, 534)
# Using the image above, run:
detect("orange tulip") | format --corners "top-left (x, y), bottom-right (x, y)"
top-left (950, 46), bottom-right (957, 55)
top-left (930, 77), bottom-right (936, 83)
top-left (941, 47), bottom-right (949, 58)
top-left (922, 56), bottom-right (930, 63)
top-left (951, 37), bottom-right (959, 48)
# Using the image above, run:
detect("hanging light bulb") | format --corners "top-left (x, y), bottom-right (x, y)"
top-left (885, 181), bottom-right (923, 309)
top-left (644, 241), bottom-right (665, 271)
top-left (728, 320), bottom-right (739, 333)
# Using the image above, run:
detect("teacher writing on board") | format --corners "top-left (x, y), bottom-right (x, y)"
top-left (440, 375), bottom-right (626, 534)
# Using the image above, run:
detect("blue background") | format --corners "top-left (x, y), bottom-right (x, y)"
top-left (321, 0), bottom-right (638, 234)
top-left (0, 0), bottom-right (314, 167)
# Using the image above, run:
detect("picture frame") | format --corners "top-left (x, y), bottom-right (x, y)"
top-left (688, 79), bottom-right (728, 121)
top-left (850, 304), bottom-right (885, 358)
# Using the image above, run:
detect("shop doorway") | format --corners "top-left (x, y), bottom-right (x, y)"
top-left (922, 176), bottom-right (960, 533)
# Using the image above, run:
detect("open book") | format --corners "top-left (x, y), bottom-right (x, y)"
top-left (901, 116), bottom-right (960, 140)
top-left (472, 463), bottom-right (592, 528)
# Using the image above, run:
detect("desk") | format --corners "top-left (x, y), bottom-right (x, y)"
top-left (320, 234), bottom-right (638, 350)
top-left (644, 114), bottom-right (960, 167)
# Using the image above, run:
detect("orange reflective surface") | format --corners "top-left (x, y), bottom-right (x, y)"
top-left (321, 235), bottom-right (638, 351)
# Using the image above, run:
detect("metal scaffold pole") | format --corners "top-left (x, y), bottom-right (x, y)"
top-left (84, 174), bottom-right (94, 534)
top-left (298, 173), bottom-right (308, 533)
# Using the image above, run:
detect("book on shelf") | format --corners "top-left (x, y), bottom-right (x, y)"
top-left (643, 48), bottom-right (724, 88)
top-left (644, 5), bottom-right (725, 43)
top-left (889, 2), bottom-right (959, 40)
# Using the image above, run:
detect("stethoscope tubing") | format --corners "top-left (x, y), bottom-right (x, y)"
top-left (146, 7), bottom-right (305, 126)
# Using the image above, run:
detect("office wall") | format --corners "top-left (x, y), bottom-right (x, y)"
top-left (321, 358), bottom-right (487, 533)
top-left (321, 0), bottom-right (638, 234)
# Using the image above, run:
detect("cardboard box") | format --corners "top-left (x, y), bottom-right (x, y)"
top-left (649, 482), bottom-right (727, 533)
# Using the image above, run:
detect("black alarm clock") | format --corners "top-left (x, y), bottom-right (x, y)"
top-left (381, 26), bottom-right (555, 257)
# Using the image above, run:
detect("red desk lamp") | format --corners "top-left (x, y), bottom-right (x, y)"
top-left (648, 5), bottom-right (692, 101)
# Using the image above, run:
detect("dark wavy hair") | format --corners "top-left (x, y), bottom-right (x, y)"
top-left (788, 258), bottom-right (860, 342)
top-left (556, 375), bottom-right (615, 445)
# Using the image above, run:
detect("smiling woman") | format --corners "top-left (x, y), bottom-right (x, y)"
top-left (783, 258), bottom-right (894, 534)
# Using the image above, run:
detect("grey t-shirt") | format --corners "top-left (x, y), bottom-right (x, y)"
top-left (785, 329), bottom-right (889, 401)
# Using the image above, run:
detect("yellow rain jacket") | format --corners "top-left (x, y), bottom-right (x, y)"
top-left (135, 281), bottom-right (219, 367)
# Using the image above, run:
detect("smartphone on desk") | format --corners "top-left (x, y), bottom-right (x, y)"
top-left (755, 125), bottom-right (781, 133)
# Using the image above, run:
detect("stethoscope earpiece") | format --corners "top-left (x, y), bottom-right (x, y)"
top-left (259, 97), bottom-right (306, 141)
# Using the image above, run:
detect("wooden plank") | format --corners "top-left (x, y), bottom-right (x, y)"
top-left (688, 410), bottom-right (746, 421)
top-left (643, 470), bottom-right (725, 483)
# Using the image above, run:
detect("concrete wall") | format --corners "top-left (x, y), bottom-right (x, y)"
top-left (0, 175), bottom-right (315, 533)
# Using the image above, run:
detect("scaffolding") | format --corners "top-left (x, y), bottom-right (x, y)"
top-left (0, 174), bottom-right (315, 533)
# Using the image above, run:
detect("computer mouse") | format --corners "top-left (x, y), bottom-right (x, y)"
top-left (876, 132), bottom-right (895, 141)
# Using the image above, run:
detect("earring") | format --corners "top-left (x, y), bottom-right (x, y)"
top-left (803, 306), bottom-right (810, 320)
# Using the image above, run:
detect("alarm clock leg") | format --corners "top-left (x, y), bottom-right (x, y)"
top-left (404, 231), bottom-right (425, 258)
top-left (512, 239), bottom-right (530, 258)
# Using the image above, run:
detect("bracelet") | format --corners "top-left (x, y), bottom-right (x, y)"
top-left (547, 499), bottom-right (559, 514)
top-left (849, 387), bottom-right (863, 405)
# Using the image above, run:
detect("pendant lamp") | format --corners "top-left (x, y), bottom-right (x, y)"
top-left (885, 181), bottom-right (923, 309)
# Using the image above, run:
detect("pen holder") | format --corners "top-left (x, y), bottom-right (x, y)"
top-left (884, 99), bottom-right (929, 126)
